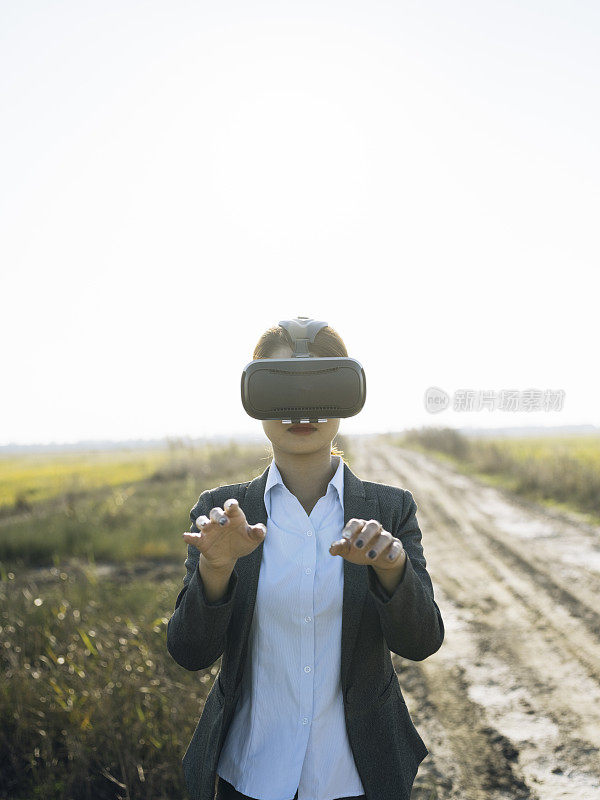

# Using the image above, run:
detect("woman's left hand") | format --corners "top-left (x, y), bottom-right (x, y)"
top-left (329, 518), bottom-right (406, 571)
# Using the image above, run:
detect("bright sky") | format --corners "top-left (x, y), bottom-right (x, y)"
top-left (1, 0), bottom-right (598, 446)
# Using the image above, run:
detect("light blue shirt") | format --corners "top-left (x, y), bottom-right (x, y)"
top-left (217, 455), bottom-right (365, 800)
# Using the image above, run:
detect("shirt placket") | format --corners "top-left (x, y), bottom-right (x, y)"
top-left (299, 504), bottom-right (317, 737)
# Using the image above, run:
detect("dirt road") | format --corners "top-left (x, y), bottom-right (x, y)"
top-left (351, 435), bottom-right (600, 800)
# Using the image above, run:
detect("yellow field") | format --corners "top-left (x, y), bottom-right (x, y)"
top-left (0, 448), bottom-right (173, 510)
top-left (482, 433), bottom-right (600, 466)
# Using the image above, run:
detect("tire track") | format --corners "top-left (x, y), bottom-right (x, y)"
top-left (377, 443), bottom-right (600, 684)
top-left (350, 435), bottom-right (600, 800)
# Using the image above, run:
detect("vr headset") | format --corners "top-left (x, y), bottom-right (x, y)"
top-left (240, 317), bottom-right (366, 424)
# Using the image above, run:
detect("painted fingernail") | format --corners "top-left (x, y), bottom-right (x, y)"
top-left (367, 549), bottom-right (376, 559)
top-left (355, 539), bottom-right (364, 548)
top-left (219, 516), bottom-right (228, 525)
top-left (198, 520), bottom-right (207, 527)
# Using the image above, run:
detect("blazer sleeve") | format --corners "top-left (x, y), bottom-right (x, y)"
top-left (366, 489), bottom-right (444, 661)
top-left (166, 489), bottom-right (239, 671)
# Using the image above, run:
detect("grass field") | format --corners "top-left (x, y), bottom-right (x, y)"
top-left (0, 448), bottom-right (172, 512)
top-left (0, 440), bottom-right (274, 570)
top-left (393, 427), bottom-right (600, 526)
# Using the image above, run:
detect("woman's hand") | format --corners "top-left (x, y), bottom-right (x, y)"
top-left (329, 518), bottom-right (406, 571)
top-left (182, 499), bottom-right (266, 569)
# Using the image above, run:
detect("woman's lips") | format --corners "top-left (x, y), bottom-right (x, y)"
top-left (288, 424), bottom-right (317, 433)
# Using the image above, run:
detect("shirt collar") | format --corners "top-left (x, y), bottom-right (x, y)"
top-left (264, 455), bottom-right (344, 509)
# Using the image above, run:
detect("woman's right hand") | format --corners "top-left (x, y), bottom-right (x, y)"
top-left (182, 498), bottom-right (266, 569)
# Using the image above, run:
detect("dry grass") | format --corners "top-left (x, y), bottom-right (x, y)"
top-left (396, 427), bottom-right (600, 524)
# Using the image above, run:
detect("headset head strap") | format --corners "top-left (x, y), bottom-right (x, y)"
top-left (277, 316), bottom-right (329, 358)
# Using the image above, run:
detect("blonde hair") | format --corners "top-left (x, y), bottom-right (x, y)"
top-left (253, 323), bottom-right (348, 462)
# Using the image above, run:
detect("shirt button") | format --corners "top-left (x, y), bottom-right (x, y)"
top-left (304, 665), bottom-right (311, 673)
top-left (305, 568), bottom-right (312, 574)
top-left (302, 717), bottom-right (309, 724)
top-left (306, 530), bottom-right (313, 536)
top-left (304, 616), bottom-right (312, 623)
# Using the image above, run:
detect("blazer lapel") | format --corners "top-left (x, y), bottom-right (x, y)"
top-left (233, 460), bottom-right (378, 692)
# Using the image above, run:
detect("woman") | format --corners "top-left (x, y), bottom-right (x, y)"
top-left (167, 322), bottom-right (444, 800)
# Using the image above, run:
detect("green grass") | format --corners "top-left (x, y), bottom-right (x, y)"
top-left (0, 441), bottom-right (274, 570)
top-left (1, 564), bottom-right (217, 798)
top-left (393, 427), bottom-right (600, 526)
top-left (0, 448), bottom-right (174, 511)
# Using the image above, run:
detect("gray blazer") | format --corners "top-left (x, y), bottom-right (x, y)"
top-left (167, 459), bottom-right (444, 800)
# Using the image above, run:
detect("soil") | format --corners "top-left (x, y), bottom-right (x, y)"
top-left (352, 435), bottom-right (600, 800)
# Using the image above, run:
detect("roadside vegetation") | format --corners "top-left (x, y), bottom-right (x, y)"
top-left (394, 427), bottom-right (600, 525)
